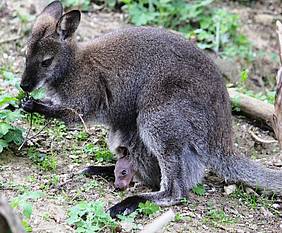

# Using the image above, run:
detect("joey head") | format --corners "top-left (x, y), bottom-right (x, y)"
top-left (114, 155), bottom-right (135, 191)
top-left (21, 1), bottom-right (282, 218)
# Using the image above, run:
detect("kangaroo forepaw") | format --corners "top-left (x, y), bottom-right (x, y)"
top-left (108, 196), bottom-right (147, 218)
top-left (21, 97), bottom-right (35, 113)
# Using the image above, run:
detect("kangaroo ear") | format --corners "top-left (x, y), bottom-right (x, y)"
top-left (56, 10), bottom-right (81, 40)
top-left (31, 1), bottom-right (63, 40)
top-left (40, 1), bottom-right (63, 20)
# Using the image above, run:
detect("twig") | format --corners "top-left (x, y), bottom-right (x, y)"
top-left (66, 107), bottom-right (90, 133)
top-left (18, 113), bottom-right (33, 151)
top-left (139, 209), bottom-right (175, 233)
top-left (26, 119), bottom-right (52, 141)
top-left (248, 127), bottom-right (276, 144)
top-left (18, 114), bottom-right (52, 150)
top-left (0, 35), bottom-right (23, 45)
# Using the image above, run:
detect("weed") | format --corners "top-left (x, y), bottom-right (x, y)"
top-left (0, 90), bottom-right (24, 153)
top-left (204, 208), bottom-right (235, 226)
top-left (11, 191), bottom-right (44, 232)
top-left (192, 183), bottom-right (206, 196)
top-left (121, 0), bottom-right (253, 60)
top-left (117, 212), bottom-right (141, 231)
top-left (231, 185), bottom-right (275, 210)
top-left (75, 130), bottom-right (89, 141)
top-left (62, 0), bottom-right (91, 11)
top-left (84, 143), bottom-right (114, 162)
top-left (138, 201), bottom-right (160, 216)
top-left (174, 213), bottom-right (183, 222)
top-left (67, 201), bottom-right (117, 232)
top-left (27, 147), bottom-right (57, 171)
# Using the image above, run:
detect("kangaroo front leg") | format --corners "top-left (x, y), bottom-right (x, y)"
top-left (21, 98), bottom-right (81, 122)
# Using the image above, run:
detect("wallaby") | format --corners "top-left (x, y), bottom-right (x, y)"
top-left (114, 154), bottom-right (135, 191)
top-left (20, 1), bottom-right (282, 217)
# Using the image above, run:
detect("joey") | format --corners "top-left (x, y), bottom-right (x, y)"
top-left (21, 1), bottom-right (282, 218)
top-left (114, 155), bottom-right (135, 191)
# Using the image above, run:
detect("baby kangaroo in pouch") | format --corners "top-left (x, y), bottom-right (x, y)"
top-left (21, 0), bottom-right (282, 217)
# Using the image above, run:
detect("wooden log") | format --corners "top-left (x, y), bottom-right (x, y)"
top-left (228, 88), bottom-right (274, 126)
top-left (273, 20), bottom-right (282, 148)
top-left (139, 209), bottom-right (175, 233)
top-left (0, 196), bottom-right (25, 233)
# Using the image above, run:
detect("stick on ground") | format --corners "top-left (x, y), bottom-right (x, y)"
top-left (139, 209), bottom-right (175, 233)
top-left (228, 88), bottom-right (274, 126)
top-left (273, 20), bottom-right (282, 148)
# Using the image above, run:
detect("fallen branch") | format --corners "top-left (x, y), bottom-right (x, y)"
top-left (248, 127), bottom-right (276, 144)
top-left (273, 20), bottom-right (282, 148)
top-left (0, 35), bottom-right (23, 45)
top-left (0, 196), bottom-right (25, 233)
top-left (139, 209), bottom-right (175, 233)
top-left (228, 88), bottom-right (274, 126)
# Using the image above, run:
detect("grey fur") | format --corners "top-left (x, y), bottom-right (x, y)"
top-left (20, 1), bottom-right (282, 216)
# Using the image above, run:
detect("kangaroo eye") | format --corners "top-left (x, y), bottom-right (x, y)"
top-left (41, 57), bottom-right (53, 67)
top-left (121, 170), bottom-right (127, 176)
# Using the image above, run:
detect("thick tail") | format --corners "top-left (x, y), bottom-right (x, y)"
top-left (208, 154), bottom-right (282, 193)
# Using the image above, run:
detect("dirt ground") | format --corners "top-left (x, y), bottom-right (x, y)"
top-left (1, 0), bottom-right (282, 232)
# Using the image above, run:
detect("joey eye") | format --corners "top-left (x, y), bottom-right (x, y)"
top-left (121, 170), bottom-right (127, 176)
top-left (41, 57), bottom-right (53, 68)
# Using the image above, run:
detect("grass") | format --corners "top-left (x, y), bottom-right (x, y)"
top-left (230, 185), bottom-right (279, 215)
top-left (203, 208), bottom-right (236, 227)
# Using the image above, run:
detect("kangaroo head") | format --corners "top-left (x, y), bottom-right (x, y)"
top-left (20, 1), bottom-right (81, 93)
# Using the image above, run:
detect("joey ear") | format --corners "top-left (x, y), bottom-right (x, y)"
top-left (56, 10), bottom-right (81, 40)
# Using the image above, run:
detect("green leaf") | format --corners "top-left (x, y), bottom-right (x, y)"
top-left (4, 110), bottom-right (22, 122)
top-left (3, 128), bottom-right (23, 145)
top-left (2, 70), bottom-right (14, 80)
top-left (240, 69), bottom-right (248, 82)
top-left (30, 87), bottom-right (46, 100)
top-left (22, 202), bottom-right (33, 219)
top-left (138, 201), bottom-right (160, 216)
top-left (0, 122), bottom-right (12, 137)
top-left (0, 95), bottom-right (17, 107)
top-left (22, 219), bottom-right (33, 232)
top-left (192, 184), bottom-right (206, 196)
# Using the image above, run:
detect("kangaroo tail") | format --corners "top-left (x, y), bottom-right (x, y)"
top-left (209, 154), bottom-right (282, 193)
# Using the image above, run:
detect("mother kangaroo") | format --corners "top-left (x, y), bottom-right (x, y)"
top-left (20, 1), bottom-right (282, 217)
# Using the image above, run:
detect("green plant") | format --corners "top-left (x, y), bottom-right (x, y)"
top-left (84, 143), bottom-right (114, 162)
top-left (192, 183), bottom-right (206, 196)
top-left (117, 212), bottom-right (141, 231)
top-left (231, 185), bottom-right (275, 210)
top-left (76, 131), bottom-right (89, 141)
top-left (174, 213), bottom-right (183, 222)
top-left (62, 0), bottom-right (91, 11)
top-left (67, 201), bottom-right (117, 232)
top-left (121, 0), bottom-right (253, 60)
top-left (27, 147), bottom-right (57, 171)
top-left (11, 191), bottom-right (44, 232)
top-left (138, 201), bottom-right (160, 216)
top-left (0, 91), bottom-right (24, 153)
top-left (204, 209), bottom-right (235, 226)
